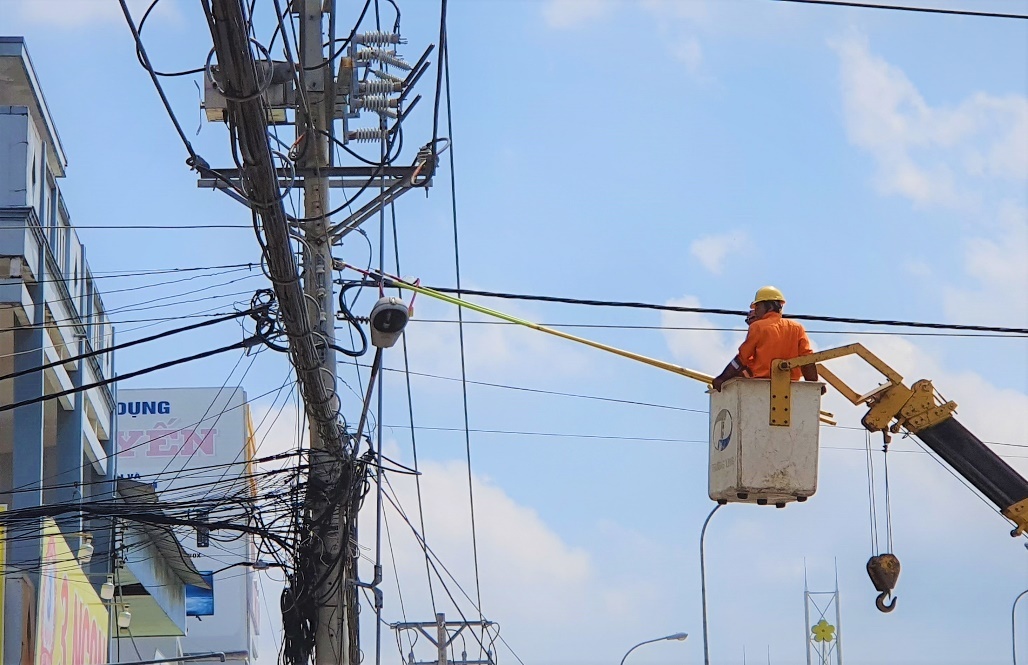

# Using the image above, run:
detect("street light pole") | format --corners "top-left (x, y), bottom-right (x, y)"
top-left (619, 633), bottom-right (689, 665)
top-left (1013, 588), bottom-right (1028, 665)
top-left (700, 503), bottom-right (723, 665)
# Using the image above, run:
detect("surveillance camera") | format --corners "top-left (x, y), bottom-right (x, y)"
top-left (370, 297), bottom-right (409, 348)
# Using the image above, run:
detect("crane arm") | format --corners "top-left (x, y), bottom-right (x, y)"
top-left (774, 343), bottom-right (1028, 537)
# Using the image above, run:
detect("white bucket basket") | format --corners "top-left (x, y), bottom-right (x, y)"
top-left (708, 378), bottom-right (823, 507)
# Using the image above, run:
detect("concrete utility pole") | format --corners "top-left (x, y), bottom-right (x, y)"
top-left (296, 2), bottom-right (351, 664)
top-left (392, 614), bottom-right (497, 665)
top-left (203, 4), bottom-right (434, 663)
top-left (202, 1), bottom-right (352, 663)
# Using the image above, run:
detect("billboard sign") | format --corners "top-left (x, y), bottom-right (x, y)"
top-left (117, 388), bottom-right (254, 660)
top-left (34, 519), bottom-right (108, 665)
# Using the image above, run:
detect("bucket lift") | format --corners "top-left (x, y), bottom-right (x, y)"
top-left (708, 378), bottom-right (824, 507)
top-left (336, 270), bottom-right (1028, 612)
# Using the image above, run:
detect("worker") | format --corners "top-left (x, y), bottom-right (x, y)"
top-left (711, 286), bottom-right (822, 392)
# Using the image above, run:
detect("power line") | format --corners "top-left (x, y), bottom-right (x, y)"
top-left (392, 207), bottom-right (438, 614)
top-left (380, 424), bottom-right (1028, 458)
top-left (0, 305), bottom-right (264, 384)
top-left (3, 223), bottom-right (253, 229)
top-left (0, 337), bottom-right (258, 413)
top-left (87, 262), bottom-right (255, 277)
top-left (406, 318), bottom-right (1027, 339)
top-left (118, 0), bottom-right (205, 169)
top-left (136, 0), bottom-right (208, 76)
top-left (371, 363), bottom-right (708, 414)
top-left (413, 285), bottom-right (1028, 334)
top-left (5, 264), bottom-right (256, 287)
top-left (775, 0), bottom-right (1028, 20)
top-left (75, 266), bottom-right (255, 298)
top-left (360, 364), bottom-right (1028, 450)
top-left (436, 1), bottom-right (485, 623)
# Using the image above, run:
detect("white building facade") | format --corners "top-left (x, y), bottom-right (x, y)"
top-left (116, 387), bottom-right (260, 663)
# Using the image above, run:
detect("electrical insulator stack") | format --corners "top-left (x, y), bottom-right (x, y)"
top-left (336, 31), bottom-right (434, 144)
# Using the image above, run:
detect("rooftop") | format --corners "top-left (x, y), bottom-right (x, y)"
top-left (0, 36), bottom-right (68, 177)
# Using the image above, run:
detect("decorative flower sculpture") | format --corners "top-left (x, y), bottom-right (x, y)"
top-left (811, 619), bottom-right (836, 643)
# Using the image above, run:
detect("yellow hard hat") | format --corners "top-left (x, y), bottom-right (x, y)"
top-left (752, 286), bottom-right (786, 307)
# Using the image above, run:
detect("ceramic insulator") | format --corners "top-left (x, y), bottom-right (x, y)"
top-left (359, 80), bottom-right (402, 94)
top-left (347, 128), bottom-right (390, 143)
top-left (356, 31), bottom-right (405, 46)
top-left (356, 95), bottom-right (398, 111)
top-left (355, 48), bottom-right (411, 70)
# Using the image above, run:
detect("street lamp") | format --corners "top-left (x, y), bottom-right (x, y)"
top-left (619, 632), bottom-right (689, 665)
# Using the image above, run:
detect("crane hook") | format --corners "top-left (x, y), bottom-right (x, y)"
top-left (866, 553), bottom-right (901, 614)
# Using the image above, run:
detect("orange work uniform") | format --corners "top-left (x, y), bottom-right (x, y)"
top-left (736, 312), bottom-right (813, 379)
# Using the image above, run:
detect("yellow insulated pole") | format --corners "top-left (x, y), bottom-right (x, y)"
top-left (385, 276), bottom-right (715, 386)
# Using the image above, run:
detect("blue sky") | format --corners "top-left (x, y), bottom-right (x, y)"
top-left (5, 0), bottom-right (1028, 663)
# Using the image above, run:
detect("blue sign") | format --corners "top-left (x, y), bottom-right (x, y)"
top-left (713, 409), bottom-right (733, 451)
top-left (185, 572), bottom-right (215, 617)
top-left (117, 401), bottom-right (171, 417)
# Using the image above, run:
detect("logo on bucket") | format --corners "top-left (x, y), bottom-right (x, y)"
top-left (713, 409), bottom-right (733, 451)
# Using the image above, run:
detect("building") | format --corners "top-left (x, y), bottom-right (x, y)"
top-left (116, 387), bottom-right (260, 663)
top-left (1, 36), bottom-right (207, 665)
top-left (0, 35), bottom-right (116, 664)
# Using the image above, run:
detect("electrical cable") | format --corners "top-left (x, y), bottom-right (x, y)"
top-left (118, 0), bottom-right (220, 179)
top-left (136, 0), bottom-right (208, 76)
top-left (336, 280), bottom-right (374, 356)
top-left (775, 0), bottom-right (1028, 19)
top-left (430, 0), bottom-right (447, 152)
top-left (413, 286), bottom-right (1028, 335)
top-left (4, 382), bottom-right (310, 502)
top-left (377, 425), bottom-right (1028, 459)
top-left (391, 203), bottom-right (438, 614)
top-left (148, 346), bottom-right (260, 501)
top-left (66, 263), bottom-right (255, 280)
top-left (408, 318), bottom-right (1027, 339)
top-left (0, 336), bottom-right (259, 413)
top-left (380, 479), bottom-right (521, 663)
top-left (436, 14), bottom-right (485, 622)
top-left (0, 304), bottom-right (265, 384)
top-left (308, 0), bottom-right (373, 71)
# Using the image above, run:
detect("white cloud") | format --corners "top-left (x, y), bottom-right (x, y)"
top-left (833, 34), bottom-right (1028, 208)
top-left (541, 0), bottom-right (709, 76)
top-left (833, 34), bottom-right (1028, 342)
top-left (541, 0), bottom-right (616, 29)
top-left (381, 460), bottom-right (592, 605)
top-left (944, 202), bottom-right (1028, 327)
top-left (397, 294), bottom-right (591, 384)
top-left (641, 0), bottom-right (710, 22)
top-left (689, 229), bottom-right (750, 274)
top-left (660, 295), bottom-right (743, 376)
top-left (13, 0), bottom-right (177, 27)
top-left (670, 36), bottom-right (704, 75)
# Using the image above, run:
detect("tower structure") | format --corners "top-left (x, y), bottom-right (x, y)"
top-left (804, 565), bottom-right (843, 665)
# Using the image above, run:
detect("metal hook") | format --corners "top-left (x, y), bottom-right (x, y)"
top-left (875, 591), bottom-right (897, 613)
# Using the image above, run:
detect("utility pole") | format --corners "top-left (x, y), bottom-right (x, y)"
top-left (202, 1), bottom-right (353, 664)
top-left (392, 615), bottom-right (497, 665)
top-left (437, 614), bottom-right (449, 665)
top-left (296, 2), bottom-right (353, 664)
top-left (201, 4), bottom-right (435, 663)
